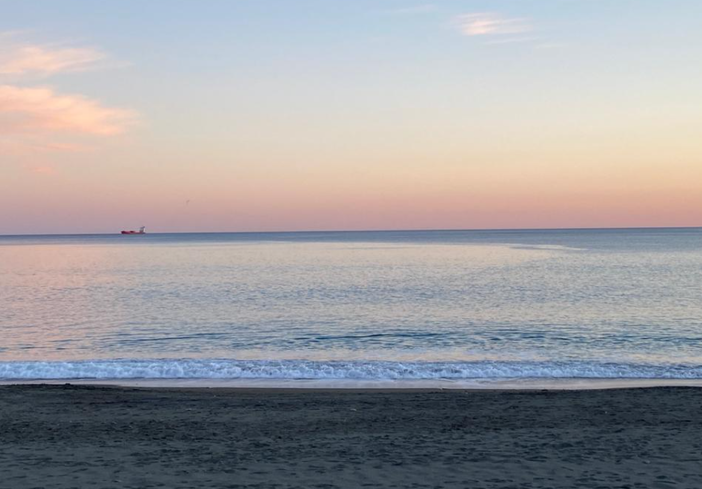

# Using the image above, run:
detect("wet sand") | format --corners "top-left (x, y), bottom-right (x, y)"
top-left (1, 385), bottom-right (701, 489)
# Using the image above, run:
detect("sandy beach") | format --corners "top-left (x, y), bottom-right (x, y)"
top-left (0, 385), bottom-right (701, 488)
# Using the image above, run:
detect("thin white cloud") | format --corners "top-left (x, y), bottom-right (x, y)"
top-left (33, 142), bottom-right (94, 153)
top-left (455, 13), bottom-right (532, 37)
top-left (0, 34), bottom-right (137, 167)
top-left (0, 44), bottom-right (105, 76)
top-left (28, 165), bottom-right (56, 175)
top-left (0, 85), bottom-right (136, 136)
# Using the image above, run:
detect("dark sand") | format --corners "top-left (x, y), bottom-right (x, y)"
top-left (1, 385), bottom-right (701, 489)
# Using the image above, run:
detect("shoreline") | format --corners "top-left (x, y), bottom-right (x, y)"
top-left (3, 377), bottom-right (702, 390)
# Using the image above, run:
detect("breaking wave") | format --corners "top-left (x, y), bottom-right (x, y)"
top-left (1, 359), bottom-right (702, 380)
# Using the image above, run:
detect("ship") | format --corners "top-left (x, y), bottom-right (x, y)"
top-left (121, 226), bottom-right (146, 235)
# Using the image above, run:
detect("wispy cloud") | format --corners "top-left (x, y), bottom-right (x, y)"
top-left (0, 44), bottom-right (105, 76)
top-left (455, 13), bottom-right (532, 37)
top-left (0, 85), bottom-right (136, 135)
top-left (0, 34), bottom-right (137, 169)
top-left (32, 142), bottom-right (94, 153)
top-left (28, 165), bottom-right (56, 175)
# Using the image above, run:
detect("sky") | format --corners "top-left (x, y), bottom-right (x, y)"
top-left (1, 0), bottom-right (701, 234)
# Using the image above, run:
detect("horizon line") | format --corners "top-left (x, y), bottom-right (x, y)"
top-left (1, 225), bottom-right (701, 238)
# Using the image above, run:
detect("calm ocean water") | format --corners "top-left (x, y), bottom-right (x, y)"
top-left (1, 228), bottom-right (702, 382)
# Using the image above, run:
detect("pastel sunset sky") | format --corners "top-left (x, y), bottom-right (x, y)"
top-left (1, 0), bottom-right (701, 234)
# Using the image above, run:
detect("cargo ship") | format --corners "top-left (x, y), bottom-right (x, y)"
top-left (121, 226), bottom-right (146, 235)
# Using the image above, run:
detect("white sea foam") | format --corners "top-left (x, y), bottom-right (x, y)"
top-left (1, 359), bottom-right (701, 381)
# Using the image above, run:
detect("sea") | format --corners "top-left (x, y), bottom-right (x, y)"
top-left (1, 228), bottom-right (702, 387)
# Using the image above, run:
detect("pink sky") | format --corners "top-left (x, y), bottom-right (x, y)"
top-left (2, 2), bottom-right (702, 234)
